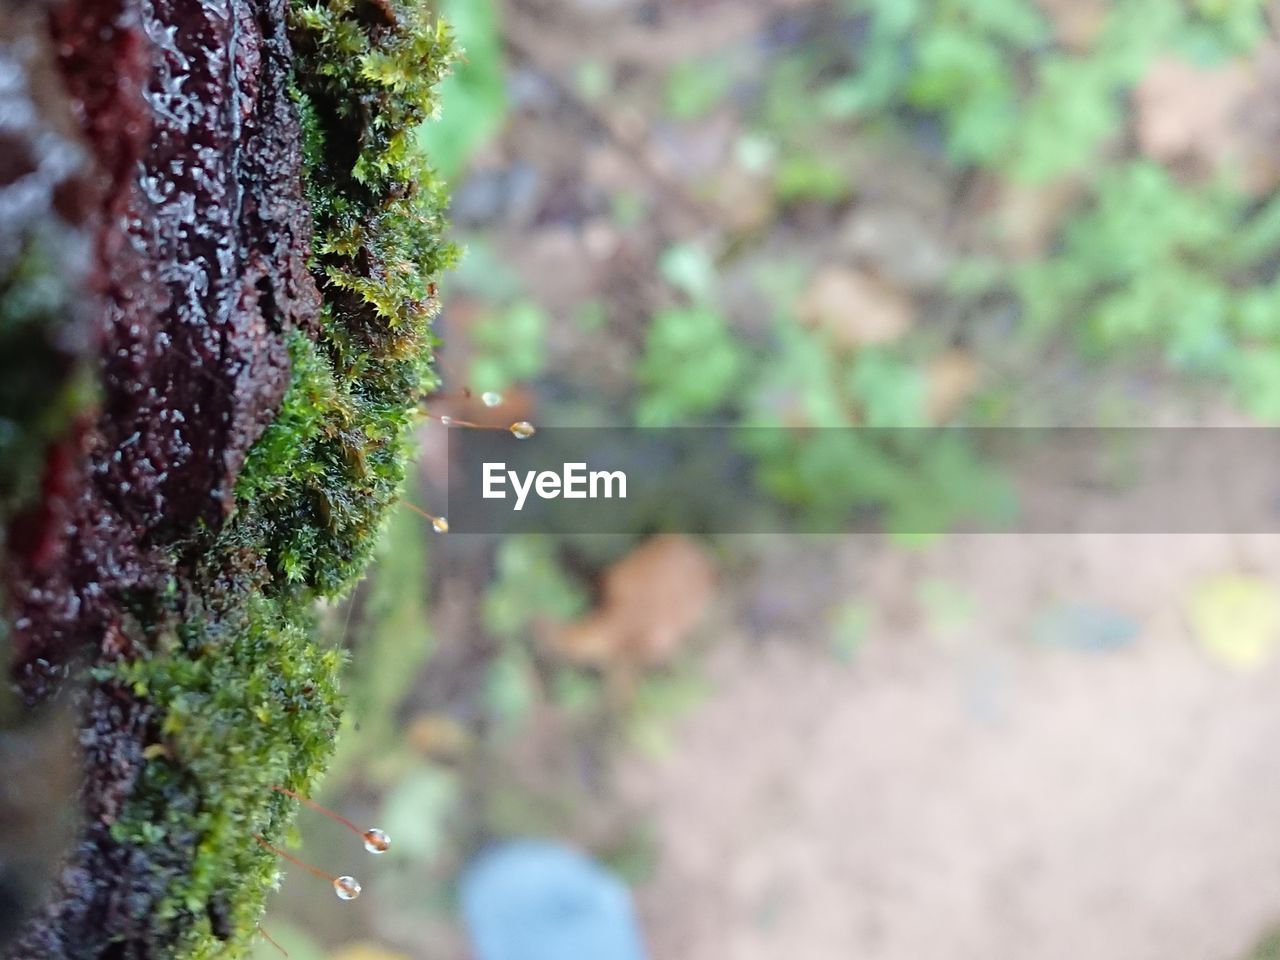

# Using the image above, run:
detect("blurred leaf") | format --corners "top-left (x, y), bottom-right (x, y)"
top-left (330, 945), bottom-right (412, 960)
top-left (666, 56), bottom-right (737, 120)
top-left (774, 155), bottom-right (849, 204)
top-left (327, 475), bottom-right (432, 785)
top-left (636, 307), bottom-right (747, 426)
top-left (658, 244), bottom-right (717, 302)
top-left (830, 601), bottom-right (873, 662)
top-left (380, 766), bottom-right (458, 860)
top-left (549, 536), bottom-right (715, 670)
top-left (416, 0), bottom-right (507, 181)
top-left (1187, 574), bottom-right (1280, 668)
top-left (450, 237), bottom-right (525, 301)
top-left (848, 350), bottom-right (926, 427)
top-left (483, 537), bottom-right (588, 636)
top-left (627, 668), bottom-right (710, 757)
top-left (486, 642), bottom-right (536, 734)
top-left (917, 579), bottom-right (977, 632)
top-left (733, 132), bottom-right (777, 173)
top-left (469, 300), bottom-right (548, 392)
top-left (575, 59), bottom-right (612, 101)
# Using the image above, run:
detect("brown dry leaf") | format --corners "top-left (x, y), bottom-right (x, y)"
top-left (404, 712), bottom-right (470, 762)
top-left (838, 201), bottom-right (952, 290)
top-left (1134, 52), bottom-right (1280, 193)
top-left (549, 535), bottom-right (715, 670)
top-left (796, 266), bottom-right (915, 349)
top-left (926, 350), bottom-right (981, 423)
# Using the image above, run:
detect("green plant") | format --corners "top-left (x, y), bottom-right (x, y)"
top-left (469, 300), bottom-right (550, 394)
top-left (838, 0), bottom-right (1266, 181)
top-left (415, 0), bottom-right (507, 181)
top-left (1016, 163), bottom-right (1280, 417)
top-left (634, 249), bottom-right (1010, 534)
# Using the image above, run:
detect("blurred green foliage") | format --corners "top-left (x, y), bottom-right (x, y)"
top-left (327, 497), bottom-right (436, 786)
top-left (484, 538), bottom-right (588, 636)
top-left (630, 0), bottom-right (1280, 468)
top-left (1016, 164), bottom-right (1280, 418)
top-left (839, 0), bottom-right (1265, 180)
top-left (636, 306), bottom-right (747, 426)
top-left (418, 0), bottom-right (507, 181)
top-left (666, 55), bottom-right (740, 121)
top-left (470, 300), bottom-right (550, 394)
top-left (635, 248), bottom-right (1011, 534)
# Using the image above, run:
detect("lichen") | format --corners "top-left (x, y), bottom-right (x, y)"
top-left (90, 0), bottom-right (456, 955)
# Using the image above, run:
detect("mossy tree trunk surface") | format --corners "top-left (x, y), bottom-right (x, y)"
top-left (0, 0), bottom-right (452, 956)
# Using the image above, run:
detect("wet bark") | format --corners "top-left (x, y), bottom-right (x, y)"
top-left (1, 0), bottom-right (318, 954)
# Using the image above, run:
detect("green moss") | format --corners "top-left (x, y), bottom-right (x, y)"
top-left (232, 0), bottom-right (457, 596)
top-left (109, 590), bottom-right (342, 958)
top-left (95, 1), bottom-right (456, 955)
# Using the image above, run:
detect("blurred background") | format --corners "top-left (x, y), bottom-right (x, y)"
top-left (258, 1), bottom-right (1280, 958)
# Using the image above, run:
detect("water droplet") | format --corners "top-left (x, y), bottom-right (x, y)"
top-left (481, 391), bottom-right (502, 407)
top-left (431, 516), bottom-right (449, 534)
top-left (439, 415), bottom-right (453, 426)
top-left (333, 876), bottom-right (361, 900)
top-left (509, 421), bottom-right (536, 440)
top-left (362, 828), bottom-right (390, 854)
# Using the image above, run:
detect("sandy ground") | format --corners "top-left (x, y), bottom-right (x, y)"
top-left (623, 535), bottom-right (1280, 960)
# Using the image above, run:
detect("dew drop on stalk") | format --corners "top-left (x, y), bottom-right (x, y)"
top-left (509, 421), bottom-right (535, 440)
top-left (362, 828), bottom-right (390, 854)
top-left (333, 876), bottom-right (362, 900)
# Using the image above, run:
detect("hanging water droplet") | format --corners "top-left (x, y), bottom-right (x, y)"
top-left (431, 516), bottom-right (449, 534)
top-left (438, 415), bottom-right (453, 426)
top-left (333, 876), bottom-right (362, 900)
top-left (509, 421), bottom-right (536, 440)
top-left (481, 391), bottom-right (502, 408)
top-left (362, 828), bottom-right (390, 854)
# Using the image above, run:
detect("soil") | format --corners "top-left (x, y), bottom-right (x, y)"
top-left (624, 535), bottom-right (1280, 960)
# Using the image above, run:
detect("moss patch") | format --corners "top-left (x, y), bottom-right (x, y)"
top-left (97, 1), bottom-right (455, 955)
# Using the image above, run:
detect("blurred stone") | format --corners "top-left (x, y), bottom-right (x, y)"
top-left (1033, 602), bottom-right (1140, 652)
top-left (710, 165), bottom-right (775, 233)
top-left (838, 202), bottom-right (951, 290)
top-left (796, 266), bottom-right (915, 349)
